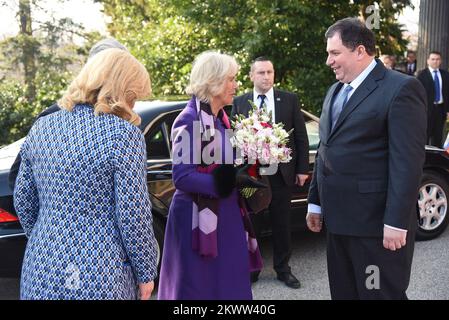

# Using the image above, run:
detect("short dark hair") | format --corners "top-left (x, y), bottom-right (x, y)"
top-left (250, 56), bottom-right (273, 72)
top-left (253, 56), bottom-right (271, 63)
top-left (88, 37), bottom-right (128, 59)
top-left (429, 51), bottom-right (442, 57)
top-left (325, 17), bottom-right (376, 56)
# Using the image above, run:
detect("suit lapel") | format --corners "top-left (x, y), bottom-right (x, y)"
top-left (320, 82), bottom-right (342, 144)
top-left (243, 92), bottom-right (254, 117)
top-left (440, 69), bottom-right (448, 92)
top-left (274, 90), bottom-right (282, 123)
top-left (329, 60), bottom-right (385, 141)
top-left (425, 69), bottom-right (433, 86)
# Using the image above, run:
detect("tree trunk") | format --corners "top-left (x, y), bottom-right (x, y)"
top-left (19, 0), bottom-right (36, 104)
top-left (417, 0), bottom-right (449, 70)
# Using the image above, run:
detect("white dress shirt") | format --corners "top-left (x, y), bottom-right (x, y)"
top-left (308, 59), bottom-right (406, 233)
top-left (407, 62), bottom-right (415, 74)
top-left (253, 87), bottom-right (276, 123)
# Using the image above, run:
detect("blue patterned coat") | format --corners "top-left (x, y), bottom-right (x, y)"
top-left (14, 104), bottom-right (158, 300)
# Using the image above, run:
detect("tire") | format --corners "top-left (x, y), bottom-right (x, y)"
top-left (416, 171), bottom-right (449, 240)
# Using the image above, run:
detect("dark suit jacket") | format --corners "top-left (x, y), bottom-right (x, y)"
top-left (8, 103), bottom-right (61, 190)
top-left (308, 60), bottom-right (427, 237)
top-left (417, 68), bottom-right (449, 114)
top-left (232, 89), bottom-right (309, 187)
top-left (401, 61), bottom-right (417, 76)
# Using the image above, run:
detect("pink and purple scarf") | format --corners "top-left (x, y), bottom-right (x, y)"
top-left (191, 97), bottom-right (263, 272)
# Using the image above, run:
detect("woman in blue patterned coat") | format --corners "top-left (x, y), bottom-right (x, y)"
top-left (13, 48), bottom-right (158, 300)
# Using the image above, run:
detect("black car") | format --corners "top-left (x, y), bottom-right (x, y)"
top-left (1, 100), bottom-right (448, 277)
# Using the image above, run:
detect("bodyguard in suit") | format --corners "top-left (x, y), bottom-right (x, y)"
top-left (417, 51), bottom-right (449, 147)
top-left (307, 18), bottom-right (427, 299)
top-left (232, 57), bottom-right (309, 288)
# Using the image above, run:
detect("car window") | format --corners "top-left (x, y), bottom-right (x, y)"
top-left (164, 112), bottom-right (181, 149)
top-left (303, 113), bottom-right (319, 150)
top-left (144, 107), bottom-right (320, 159)
top-left (146, 126), bottom-right (170, 159)
top-left (145, 111), bottom-right (180, 160)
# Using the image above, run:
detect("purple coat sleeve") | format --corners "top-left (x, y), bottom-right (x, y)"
top-left (171, 108), bottom-right (219, 198)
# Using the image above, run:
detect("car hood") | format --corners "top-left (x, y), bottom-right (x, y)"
top-left (0, 138), bottom-right (24, 172)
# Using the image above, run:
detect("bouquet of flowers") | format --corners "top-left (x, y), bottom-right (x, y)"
top-left (231, 101), bottom-right (293, 201)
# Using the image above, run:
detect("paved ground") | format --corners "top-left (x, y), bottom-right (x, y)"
top-left (1, 227), bottom-right (448, 300)
top-left (0, 277), bottom-right (19, 300)
top-left (254, 226), bottom-right (449, 300)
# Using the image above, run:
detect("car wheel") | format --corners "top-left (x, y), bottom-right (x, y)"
top-left (416, 171), bottom-right (449, 240)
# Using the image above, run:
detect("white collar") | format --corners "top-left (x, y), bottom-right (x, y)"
top-left (253, 87), bottom-right (274, 101)
top-left (346, 59), bottom-right (377, 92)
top-left (428, 67), bottom-right (440, 74)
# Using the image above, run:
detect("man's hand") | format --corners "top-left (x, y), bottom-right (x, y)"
top-left (383, 227), bottom-right (407, 251)
top-left (296, 174), bottom-right (309, 187)
top-left (306, 212), bottom-right (322, 232)
top-left (138, 281), bottom-right (154, 300)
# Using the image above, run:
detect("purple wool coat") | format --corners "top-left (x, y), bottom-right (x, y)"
top-left (157, 98), bottom-right (254, 300)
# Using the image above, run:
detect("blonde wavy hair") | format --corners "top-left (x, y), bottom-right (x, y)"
top-left (58, 48), bottom-right (151, 126)
top-left (186, 51), bottom-right (239, 103)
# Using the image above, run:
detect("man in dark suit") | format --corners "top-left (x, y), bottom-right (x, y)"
top-left (404, 51), bottom-right (417, 76)
top-left (232, 57), bottom-right (309, 289)
top-left (8, 38), bottom-right (127, 190)
top-left (307, 18), bottom-right (427, 299)
top-left (417, 51), bottom-right (449, 148)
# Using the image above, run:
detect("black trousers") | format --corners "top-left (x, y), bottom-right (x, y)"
top-left (428, 103), bottom-right (446, 147)
top-left (326, 231), bottom-right (415, 300)
top-left (267, 171), bottom-right (293, 274)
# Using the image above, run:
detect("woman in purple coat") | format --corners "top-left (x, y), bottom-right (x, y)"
top-left (157, 51), bottom-right (263, 300)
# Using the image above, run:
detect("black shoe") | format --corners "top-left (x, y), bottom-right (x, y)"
top-left (277, 272), bottom-right (301, 289)
top-left (250, 271), bottom-right (260, 283)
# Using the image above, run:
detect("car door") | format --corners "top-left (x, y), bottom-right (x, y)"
top-left (287, 112), bottom-right (319, 232)
top-left (144, 110), bottom-right (181, 219)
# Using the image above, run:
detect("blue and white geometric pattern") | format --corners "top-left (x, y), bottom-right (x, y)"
top-left (14, 104), bottom-right (158, 300)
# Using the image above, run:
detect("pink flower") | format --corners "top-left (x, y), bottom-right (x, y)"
top-left (231, 101), bottom-right (292, 166)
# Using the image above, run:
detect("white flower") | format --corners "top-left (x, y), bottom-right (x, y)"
top-left (231, 101), bottom-right (292, 167)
